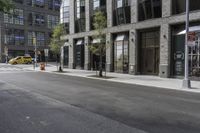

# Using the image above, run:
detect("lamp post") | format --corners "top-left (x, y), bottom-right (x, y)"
top-left (182, 0), bottom-right (191, 89)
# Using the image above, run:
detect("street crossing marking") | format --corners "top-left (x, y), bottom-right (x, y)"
top-left (0, 66), bottom-right (30, 73)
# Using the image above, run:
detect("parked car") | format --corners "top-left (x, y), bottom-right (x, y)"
top-left (9, 56), bottom-right (32, 65)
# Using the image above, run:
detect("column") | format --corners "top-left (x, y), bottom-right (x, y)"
top-left (159, 24), bottom-right (170, 78)
top-left (69, 0), bottom-right (75, 34)
top-left (162, 0), bottom-right (172, 17)
top-left (85, 0), bottom-right (90, 32)
top-left (107, 0), bottom-right (113, 27)
top-left (129, 29), bottom-right (137, 74)
top-left (84, 36), bottom-right (90, 70)
top-left (106, 33), bottom-right (113, 72)
top-left (69, 38), bottom-right (74, 69)
top-left (131, 0), bottom-right (138, 23)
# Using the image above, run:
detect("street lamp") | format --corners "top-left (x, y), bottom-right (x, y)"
top-left (182, 0), bottom-right (191, 89)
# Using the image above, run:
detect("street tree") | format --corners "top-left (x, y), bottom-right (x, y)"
top-left (50, 24), bottom-right (65, 71)
top-left (89, 11), bottom-right (107, 77)
top-left (0, 0), bottom-right (13, 13)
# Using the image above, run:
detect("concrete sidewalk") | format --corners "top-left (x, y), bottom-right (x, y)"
top-left (22, 64), bottom-right (200, 93)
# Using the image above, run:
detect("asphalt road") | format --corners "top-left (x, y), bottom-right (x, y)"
top-left (0, 64), bottom-right (200, 133)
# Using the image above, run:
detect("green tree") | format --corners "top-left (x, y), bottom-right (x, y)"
top-left (89, 11), bottom-right (107, 77)
top-left (50, 24), bottom-right (65, 71)
top-left (0, 0), bottom-right (13, 13)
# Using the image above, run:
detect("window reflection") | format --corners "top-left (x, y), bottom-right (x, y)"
top-left (138, 0), bottom-right (161, 21)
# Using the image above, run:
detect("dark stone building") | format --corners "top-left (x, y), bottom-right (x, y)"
top-left (0, 0), bottom-right (60, 62)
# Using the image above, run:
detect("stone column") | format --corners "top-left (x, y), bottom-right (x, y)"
top-left (162, 0), bottom-right (172, 17)
top-left (131, 0), bottom-right (138, 23)
top-left (85, 0), bottom-right (90, 32)
top-left (69, 38), bottom-right (74, 69)
top-left (159, 24), bottom-right (170, 78)
top-left (106, 33), bottom-right (113, 72)
top-left (107, 0), bottom-right (113, 27)
top-left (84, 36), bottom-right (90, 70)
top-left (129, 29), bottom-right (137, 74)
top-left (69, 0), bottom-right (75, 34)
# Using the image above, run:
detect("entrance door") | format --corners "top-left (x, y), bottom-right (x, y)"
top-left (139, 30), bottom-right (160, 75)
top-left (75, 44), bottom-right (84, 69)
top-left (64, 46), bottom-right (69, 66)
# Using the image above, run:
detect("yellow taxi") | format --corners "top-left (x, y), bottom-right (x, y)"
top-left (9, 56), bottom-right (32, 65)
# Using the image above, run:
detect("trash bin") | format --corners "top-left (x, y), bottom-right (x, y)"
top-left (40, 62), bottom-right (45, 70)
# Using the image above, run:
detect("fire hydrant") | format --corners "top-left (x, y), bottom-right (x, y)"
top-left (40, 62), bottom-right (45, 70)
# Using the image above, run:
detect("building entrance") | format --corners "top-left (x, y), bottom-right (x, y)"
top-left (139, 29), bottom-right (160, 75)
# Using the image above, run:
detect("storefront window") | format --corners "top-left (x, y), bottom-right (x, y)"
top-left (138, 0), bottom-right (162, 21)
top-left (172, 0), bottom-right (200, 15)
top-left (171, 23), bottom-right (200, 78)
top-left (114, 33), bottom-right (129, 73)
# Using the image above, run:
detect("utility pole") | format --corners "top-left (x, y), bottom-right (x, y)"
top-left (182, 0), bottom-right (191, 89)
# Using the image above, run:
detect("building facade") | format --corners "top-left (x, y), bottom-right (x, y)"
top-left (61, 0), bottom-right (200, 79)
top-left (0, 0), bottom-right (61, 62)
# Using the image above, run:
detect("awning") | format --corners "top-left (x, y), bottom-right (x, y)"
top-left (92, 38), bottom-right (101, 44)
top-left (64, 42), bottom-right (69, 46)
top-left (76, 39), bottom-right (84, 45)
top-left (115, 34), bottom-right (128, 41)
top-left (177, 26), bottom-right (200, 35)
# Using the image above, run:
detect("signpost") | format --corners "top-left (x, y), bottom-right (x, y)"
top-left (182, 0), bottom-right (191, 89)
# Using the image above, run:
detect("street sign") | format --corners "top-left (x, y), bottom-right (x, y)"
top-left (188, 32), bottom-right (196, 47)
top-left (44, 49), bottom-right (49, 57)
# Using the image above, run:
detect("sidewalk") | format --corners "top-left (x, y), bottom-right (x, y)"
top-left (23, 64), bottom-right (200, 93)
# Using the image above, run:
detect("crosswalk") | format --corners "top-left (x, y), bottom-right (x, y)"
top-left (0, 65), bottom-right (30, 73)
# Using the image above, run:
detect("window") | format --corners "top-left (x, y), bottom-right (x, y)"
top-left (138, 0), bottom-right (162, 21)
top-left (48, 0), bottom-right (61, 11)
top-left (13, 0), bottom-right (23, 4)
top-left (27, 0), bottom-right (45, 8)
top-left (60, 0), bottom-right (70, 34)
top-left (4, 9), bottom-right (24, 25)
top-left (28, 31), bottom-right (45, 46)
top-left (47, 15), bottom-right (59, 29)
top-left (4, 29), bottom-right (24, 45)
top-left (28, 12), bottom-right (45, 26)
top-left (91, 0), bottom-right (106, 30)
top-left (172, 0), bottom-right (200, 14)
top-left (113, 0), bottom-right (130, 26)
top-left (75, 0), bottom-right (85, 33)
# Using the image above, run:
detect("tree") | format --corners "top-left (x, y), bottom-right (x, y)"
top-left (50, 24), bottom-right (65, 71)
top-left (0, 0), bottom-right (13, 13)
top-left (89, 11), bottom-right (107, 77)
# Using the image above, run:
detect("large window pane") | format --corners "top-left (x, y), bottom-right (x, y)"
top-left (172, 0), bottom-right (200, 14)
top-left (138, 0), bottom-right (162, 21)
